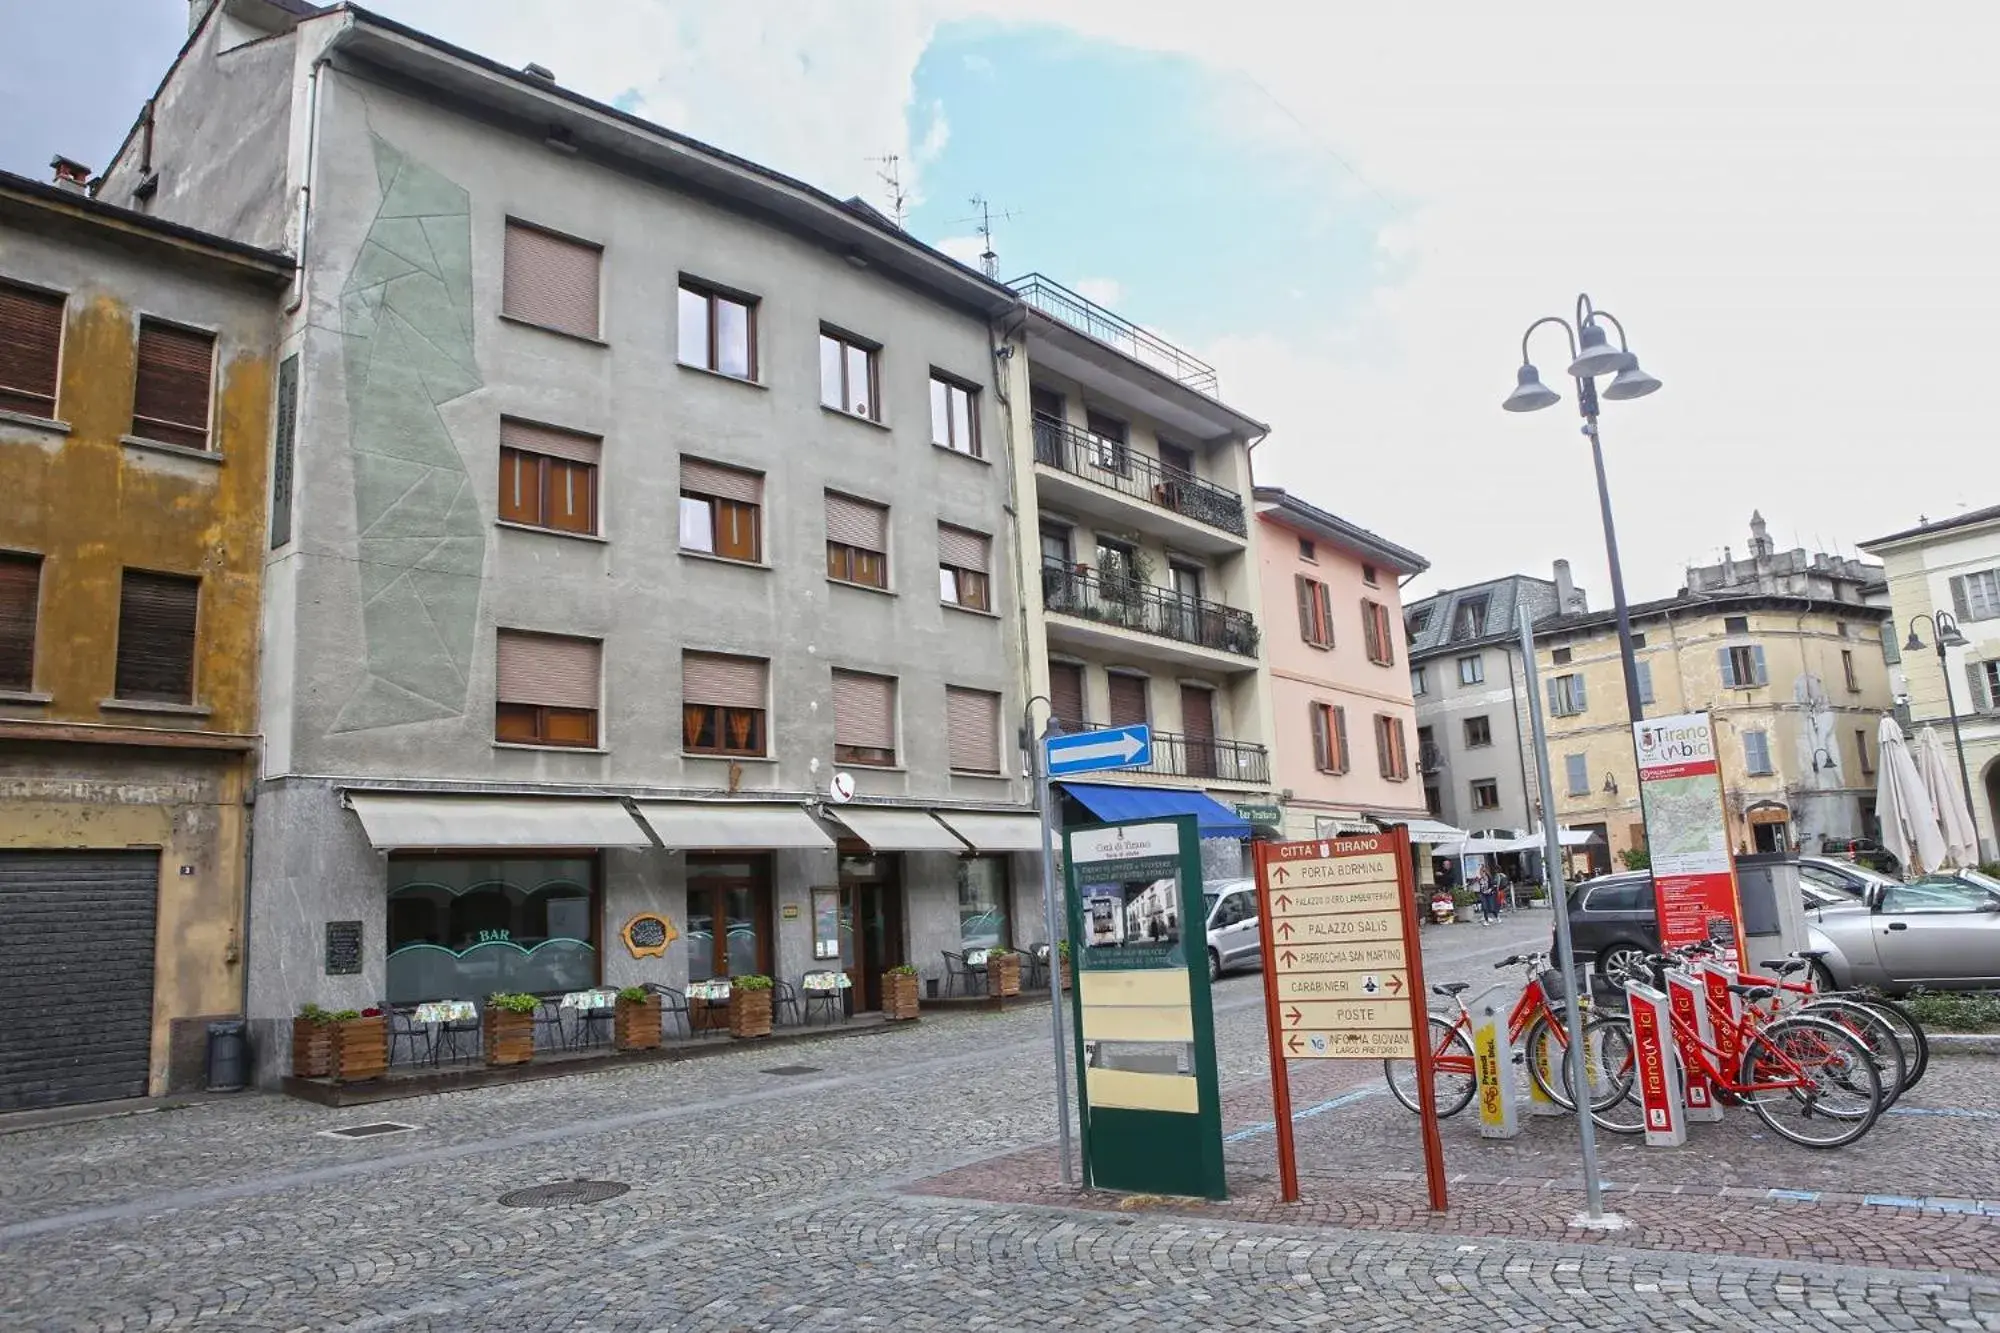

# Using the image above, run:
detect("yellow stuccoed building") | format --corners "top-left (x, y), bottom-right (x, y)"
top-left (1532, 592), bottom-right (1896, 871)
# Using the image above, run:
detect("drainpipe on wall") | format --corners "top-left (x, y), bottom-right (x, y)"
top-left (990, 312), bottom-right (1037, 805)
top-left (285, 45), bottom-right (340, 316)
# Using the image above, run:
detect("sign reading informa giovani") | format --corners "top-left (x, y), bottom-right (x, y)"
top-left (1257, 835), bottom-right (1416, 1060)
top-left (1633, 711), bottom-right (1747, 963)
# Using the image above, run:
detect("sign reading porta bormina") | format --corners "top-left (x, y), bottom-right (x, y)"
top-left (1257, 835), bottom-right (1419, 1060)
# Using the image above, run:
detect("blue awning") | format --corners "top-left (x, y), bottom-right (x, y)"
top-left (1059, 783), bottom-right (1251, 839)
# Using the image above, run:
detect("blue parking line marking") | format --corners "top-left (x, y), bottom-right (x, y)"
top-left (1862, 1195), bottom-right (1927, 1209)
top-left (1887, 1106), bottom-right (2000, 1120)
top-left (1766, 1189), bottom-right (1819, 1202)
top-left (1226, 1086), bottom-right (1382, 1143)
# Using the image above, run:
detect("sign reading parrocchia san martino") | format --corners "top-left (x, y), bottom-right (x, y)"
top-left (1633, 711), bottom-right (1747, 963)
top-left (1063, 814), bottom-right (1225, 1201)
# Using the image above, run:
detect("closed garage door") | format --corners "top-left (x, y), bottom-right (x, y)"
top-left (0, 851), bottom-right (160, 1112)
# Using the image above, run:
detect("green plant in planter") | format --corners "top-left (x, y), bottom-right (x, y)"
top-left (887, 964), bottom-right (919, 977)
top-left (732, 974), bottom-right (774, 991)
top-left (487, 992), bottom-right (539, 1014)
top-left (328, 1008), bottom-right (362, 1022)
top-left (986, 946), bottom-right (1012, 958)
top-left (298, 1003), bottom-right (336, 1024)
top-left (616, 986), bottom-right (649, 1005)
top-left (1056, 940), bottom-right (1071, 961)
top-left (1450, 887), bottom-right (1479, 908)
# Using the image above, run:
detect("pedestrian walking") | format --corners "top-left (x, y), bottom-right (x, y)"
top-left (1479, 874), bottom-right (1501, 925)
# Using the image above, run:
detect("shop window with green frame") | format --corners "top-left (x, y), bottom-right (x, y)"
top-left (956, 856), bottom-right (1011, 951)
top-left (385, 856), bottom-right (598, 1004)
top-left (685, 854), bottom-right (773, 981)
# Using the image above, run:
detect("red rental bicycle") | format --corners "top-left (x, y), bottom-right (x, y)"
top-left (1384, 952), bottom-right (1591, 1117)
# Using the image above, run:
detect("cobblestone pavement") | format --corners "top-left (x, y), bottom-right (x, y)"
top-left (4, 911), bottom-right (1997, 1330)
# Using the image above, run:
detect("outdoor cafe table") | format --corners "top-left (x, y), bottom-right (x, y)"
top-left (687, 979), bottom-right (731, 1036)
top-left (411, 1000), bottom-right (477, 1025)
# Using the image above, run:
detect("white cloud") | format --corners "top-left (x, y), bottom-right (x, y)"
top-left (1072, 277), bottom-right (1122, 307)
top-left (370, 0), bottom-right (2000, 599)
top-left (933, 234), bottom-right (990, 267)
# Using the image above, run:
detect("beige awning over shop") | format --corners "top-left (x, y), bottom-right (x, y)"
top-left (634, 801), bottom-right (835, 850)
top-left (931, 810), bottom-right (1048, 854)
top-left (345, 794), bottom-right (652, 850)
top-left (825, 806), bottom-right (969, 852)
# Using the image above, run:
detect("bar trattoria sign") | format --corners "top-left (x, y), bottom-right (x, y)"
top-left (1633, 712), bottom-right (1746, 963)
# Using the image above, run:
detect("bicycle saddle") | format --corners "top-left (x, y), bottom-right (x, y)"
top-left (1431, 981), bottom-right (1471, 997)
top-left (1794, 949), bottom-right (1829, 962)
top-left (1726, 983), bottom-right (1777, 1001)
top-left (1760, 958), bottom-right (1808, 976)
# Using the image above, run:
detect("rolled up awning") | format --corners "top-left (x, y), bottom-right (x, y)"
top-left (825, 806), bottom-right (969, 851)
top-left (345, 794), bottom-right (652, 850)
top-left (634, 801), bottom-right (835, 850)
top-left (1059, 783), bottom-right (1250, 839)
top-left (1378, 816), bottom-right (1468, 844)
top-left (931, 810), bottom-right (1048, 853)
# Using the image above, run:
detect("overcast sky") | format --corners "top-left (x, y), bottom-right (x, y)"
top-left (7, 2), bottom-right (1996, 604)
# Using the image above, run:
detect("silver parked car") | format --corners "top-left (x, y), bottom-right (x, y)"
top-left (1202, 878), bottom-right (1260, 983)
top-left (1805, 868), bottom-right (2000, 994)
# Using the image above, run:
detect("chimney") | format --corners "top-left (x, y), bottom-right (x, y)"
top-left (1553, 559), bottom-right (1577, 613)
top-left (48, 156), bottom-right (92, 193)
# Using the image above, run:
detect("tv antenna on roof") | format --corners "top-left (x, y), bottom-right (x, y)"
top-left (867, 154), bottom-right (908, 229)
top-left (951, 194), bottom-right (1018, 279)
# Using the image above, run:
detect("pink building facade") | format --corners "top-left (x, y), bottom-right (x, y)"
top-left (1253, 488), bottom-right (1429, 841)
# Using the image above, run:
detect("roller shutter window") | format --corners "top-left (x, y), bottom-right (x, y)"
top-left (0, 552), bottom-right (41, 690)
top-left (502, 221), bottom-right (602, 339)
top-left (938, 523), bottom-right (991, 611)
top-left (825, 491), bottom-right (888, 589)
top-left (1106, 673), bottom-right (1149, 727)
top-left (832, 669), bottom-right (896, 765)
top-left (1180, 685), bottom-right (1217, 779)
top-left (113, 569), bottom-right (199, 703)
top-left (131, 319), bottom-right (215, 450)
top-left (946, 686), bottom-right (1001, 773)
top-left (1048, 662), bottom-right (1086, 732)
top-left (495, 629), bottom-right (601, 747)
top-left (0, 281), bottom-right (64, 420)
top-left (498, 419), bottom-right (600, 535)
top-left (679, 458), bottom-right (763, 563)
top-left (683, 651), bottom-right (769, 756)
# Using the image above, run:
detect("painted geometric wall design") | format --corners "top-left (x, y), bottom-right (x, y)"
top-left (333, 136), bottom-right (485, 732)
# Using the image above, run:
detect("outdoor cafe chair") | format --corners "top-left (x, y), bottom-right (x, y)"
top-left (434, 1008), bottom-right (480, 1065)
top-left (531, 998), bottom-right (567, 1052)
top-left (1020, 943), bottom-right (1049, 990)
top-left (644, 983), bottom-right (691, 1040)
top-left (385, 1007), bottom-right (430, 1068)
top-left (941, 951), bottom-right (986, 997)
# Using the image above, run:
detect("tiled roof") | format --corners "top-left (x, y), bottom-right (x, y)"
top-left (1405, 576), bottom-right (1563, 660)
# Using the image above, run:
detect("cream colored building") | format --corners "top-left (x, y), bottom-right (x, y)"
top-left (1534, 593), bottom-right (1895, 870)
top-left (1860, 504), bottom-right (2000, 860)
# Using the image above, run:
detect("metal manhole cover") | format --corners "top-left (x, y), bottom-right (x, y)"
top-left (763, 1065), bottom-right (822, 1076)
top-left (320, 1121), bottom-right (420, 1140)
top-left (498, 1180), bottom-right (631, 1208)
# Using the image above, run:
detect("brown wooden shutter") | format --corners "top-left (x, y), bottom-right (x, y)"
top-left (500, 417), bottom-right (601, 464)
top-left (495, 630), bottom-right (600, 709)
top-left (131, 320), bottom-right (215, 450)
top-left (1375, 715), bottom-right (1391, 778)
top-left (1107, 673), bottom-right (1149, 726)
top-left (680, 457), bottom-right (762, 504)
top-left (114, 570), bottom-right (199, 703)
top-left (0, 552), bottom-right (41, 690)
top-left (833, 670), bottom-right (895, 750)
top-left (502, 222), bottom-right (601, 338)
top-left (1332, 706), bottom-right (1348, 773)
top-left (682, 652), bottom-right (768, 709)
top-left (1048, 662), bottom-right (1086, 730)
top-left (1179, 685), bottom-right (1215, 741)
top-left (1361, 599), bottom-right (1379, 661)
top-left (937, 524), bottom-right (989, 572)
top-left (1295, 574), bottom-right (1313, 642)
top-left (946, 686), bottom-right (1000, 772)
top-left (1316, 583), bottom-right (1334, 647)
top-left (0, 282), bottom-right (64, 419)
top-left (1310, 705), bottom-right (1330, 771)
top-left (825, 492), bottom-right (887, 551)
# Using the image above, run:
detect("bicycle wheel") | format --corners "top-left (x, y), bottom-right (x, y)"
top-left (1800, 997), bottom-right (1908, 1108)
top-left (1562, 1014), bottom-right (1646, 1134)
top-left (1384, 1015), bottom-right (1476, 1118)
top-left (1736, 1015), bottom-right (1883, 1148)
top-left (1832, 993), bottom-right (1929, 1092)
top-left (1522, 1011), bottom-right (1576, 1110)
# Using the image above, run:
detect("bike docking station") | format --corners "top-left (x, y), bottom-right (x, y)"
top-left (1252, 827), bottom-right (1449, 1211)
top-left (1471, 987), bottom-right (1520, 1139)
top-left (1623, 979), bottom-right (1688, 1147)
top-left (1665, 967), bottom-right (1724, 1123)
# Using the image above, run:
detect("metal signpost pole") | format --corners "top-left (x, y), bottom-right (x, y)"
top-left (1517, 607), bottom-right (1610, 1222)
top-left (1249, 839), bottom-right (1300, 1202)
top-left (1032, 722), bottom-right (1075, 1186)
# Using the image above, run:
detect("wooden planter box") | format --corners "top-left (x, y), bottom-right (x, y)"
top-left (485, 1007), bottom-right (535, 1066)
top-left (330, 1015), bottom-right (387, 1083)
top-left (614, 995), bottom-right (662, 1051)
top-left (1059, 958), bottom-right (1073, 991)
top-left (291, 1017), bottom-right (333, 1079)
top-left (882, 970), bottom-right (920, 1021)
top-left (991, 953), bottom-right (1022, 997)
top-left (729, 987), bottom-right (773, 1039)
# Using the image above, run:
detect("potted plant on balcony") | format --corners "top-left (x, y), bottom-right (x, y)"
top-left (882, 964), bottom-right (921, 1021)
top-left (485, 992), bottom-right (538, 1066)
top-left (988, 947), bottom-right (1022, 998)
top-left (614, 985), bottom-right (662, 1051)
top-left (729, 974), bottom-right (775, 1038)
top-left (329, 1007), bottom-right (388, 1083)
top-left (292, 1003), bottom-right (336, 1078)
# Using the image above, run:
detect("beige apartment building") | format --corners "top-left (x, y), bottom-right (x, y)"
top-left (1860, 504), bottom-right (2000, 860)
top-left (1003, 277), bottom-right (1278, 871)
top-left (1535, 592), bottom-right (1895, 870)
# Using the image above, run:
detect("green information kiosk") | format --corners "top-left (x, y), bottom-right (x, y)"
top-left (1063, 814), bottom-right (1226, 1200)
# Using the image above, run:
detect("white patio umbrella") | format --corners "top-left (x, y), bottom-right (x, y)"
top-left (1875, 716), bottom-right (1947, 876)
top-left (1915, 725), bottom-right (1980, 867)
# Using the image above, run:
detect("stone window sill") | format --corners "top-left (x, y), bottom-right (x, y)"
top-left (0, 689), bottom-right (52, 705)
top-left (680, 549), bottom-right (770, 571)
top-left (932, 441), bottom-right (990, 466)
top-left (949, 768), bottom-right (1007, 779)
top-left (500, 312), bottom-right (608, 347)
top-left (943, 601), bottom-right (1000, 620)
top-left (830, 578), bottom-right (896, 598)
top-left (0, 410), bottom-right (69, 437)
top-left (678, 362), bottom-right (768, 390)
top-left (101, 697), bottom-right (212, 717)
top-left (821, 404), bottom-right (892, 433)
top-left (121, 434), bottom-right (221, 464)
top-left (493, 741), bottom-right (610, 754)
top-left (682, 752), bottom-right (778, 764)
top-left (497, 520), bottom-right (610, 545)
top-left (838, 763), bottom-right (906, 774)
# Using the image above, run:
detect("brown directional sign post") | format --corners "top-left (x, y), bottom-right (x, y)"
top-left (1253, 827), bottom-right (1447, 1210)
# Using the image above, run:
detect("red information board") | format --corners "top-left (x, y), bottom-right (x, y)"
top-left (1632, 712), bottom-right (1747, 964)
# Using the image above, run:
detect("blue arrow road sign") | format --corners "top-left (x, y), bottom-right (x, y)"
top-left (1045, 724), bottom-right (1152, 777)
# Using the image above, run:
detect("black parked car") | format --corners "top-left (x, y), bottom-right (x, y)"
top-left (1557, 872), bottom-right (1657, 978)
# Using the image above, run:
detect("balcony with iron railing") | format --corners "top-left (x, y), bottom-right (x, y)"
top-left (1032, 415), bottom-right (1246, 538)
top-left (1041, 561), bottom-right (1259, 659)
top-left (1135, 731), bottom-right (1271, 785)
top-left (1009, 273), bottom-right (1220, 397)
top-left (1419, 743), bottom-right (1444, 775)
